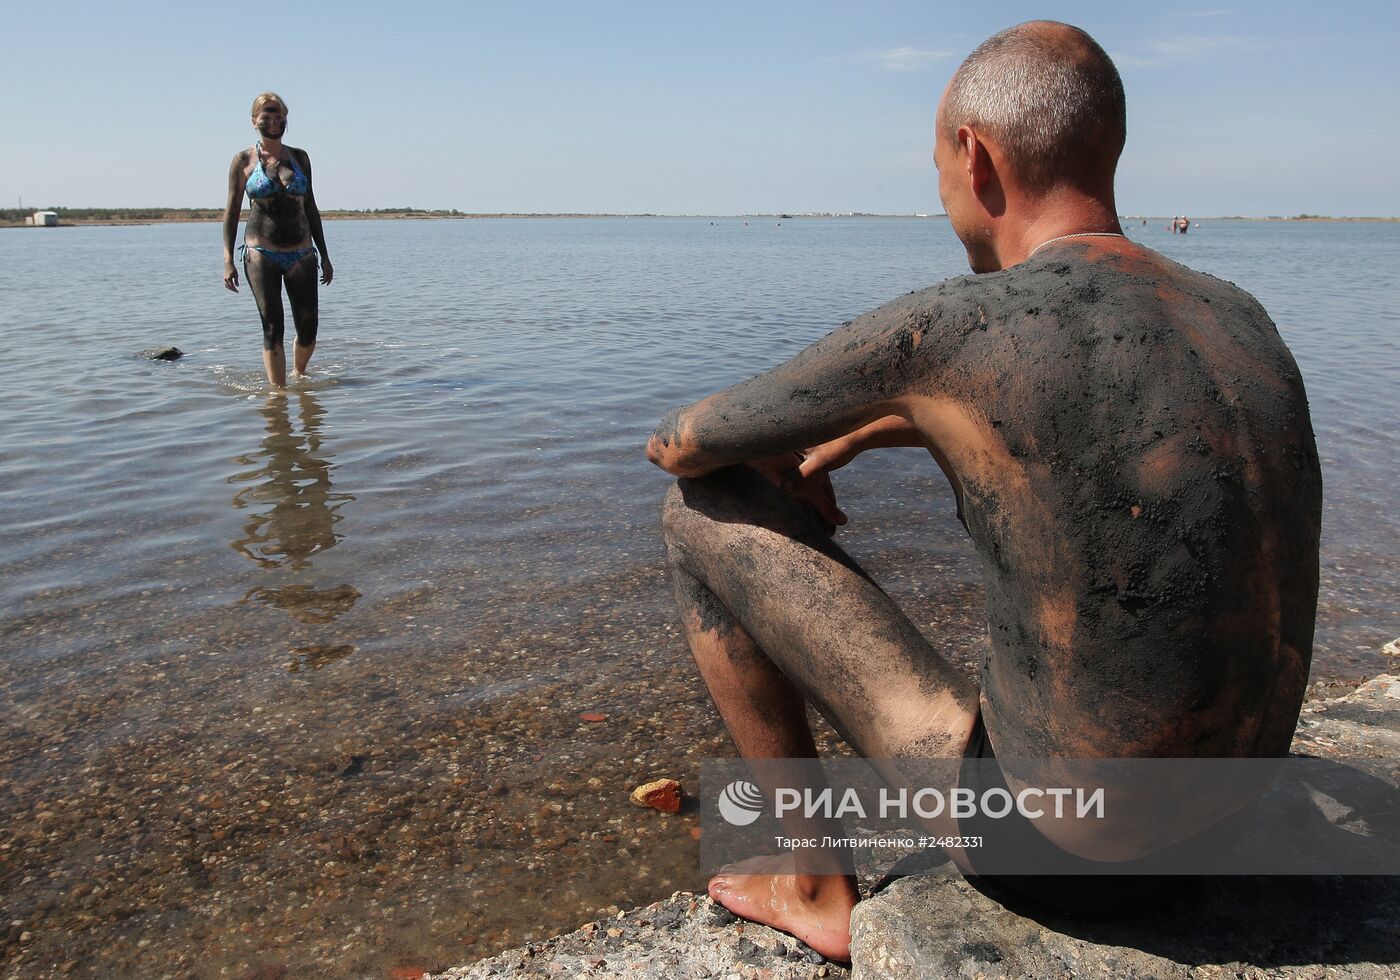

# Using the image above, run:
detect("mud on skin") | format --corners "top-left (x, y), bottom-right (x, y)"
top-left (243, 149), bottom-right (314, 248)
top-left (662, 466), bottom-right (977, 760)
top-left (651, 241), bottom-right (1322, 762)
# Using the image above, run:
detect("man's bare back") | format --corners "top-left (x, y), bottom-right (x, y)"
top-left (894, 239), bottom-right (1320, 760)
top-left (653, 237), bottom-right (1319, 759)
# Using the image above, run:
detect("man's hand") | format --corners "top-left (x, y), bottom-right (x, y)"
top-left (774, 417), bottom-right (927, 533)
top-left (800, 416), bottom-right (925, 486)
top-left (750, 450), bottom-right (848, 534)
top-left (796, 436), bottom-right (861, 483)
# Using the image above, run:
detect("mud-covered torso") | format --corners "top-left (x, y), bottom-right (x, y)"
top-left (892, 245), bottom-right (1321, 759)
top-left (243, 148), bottom-right (312, 248)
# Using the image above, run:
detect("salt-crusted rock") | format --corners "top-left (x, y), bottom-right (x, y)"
top-left (849, 674), bottom-right (1400, 979)
top-left (850, 871), bottom-right (1400, 979)
top-left (1294, 672), bottom-right (1400, 757)
top-left (426, 893), bottom-right (838, 979)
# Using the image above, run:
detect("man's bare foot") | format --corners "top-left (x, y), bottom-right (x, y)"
top-left (707, 854), bottom-right (858, 962)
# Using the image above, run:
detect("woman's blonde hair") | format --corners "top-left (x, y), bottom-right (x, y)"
top-left (250, 92), bottom-right (288, 117)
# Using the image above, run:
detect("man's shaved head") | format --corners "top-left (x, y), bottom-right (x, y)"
top-left (942, 21), bottom-right (1125, 191)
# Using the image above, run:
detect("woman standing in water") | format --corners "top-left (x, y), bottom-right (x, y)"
top-left (222, 92), bottom-right (333, 388)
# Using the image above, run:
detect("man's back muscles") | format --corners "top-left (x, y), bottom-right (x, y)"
top-left (892, 243), bottom-right (1322, 760)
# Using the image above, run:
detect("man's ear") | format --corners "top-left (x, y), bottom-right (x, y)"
top-left (958, 125), bottom-right (995, 197)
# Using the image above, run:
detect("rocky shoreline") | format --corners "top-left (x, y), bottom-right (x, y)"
top-left (432, 669), bottom-right (1400, 980)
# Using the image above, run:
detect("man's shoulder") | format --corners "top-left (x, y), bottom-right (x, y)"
top-left (1060, 246), bottom-right (1263, 304)
top-left (855, 272), bottom-right (995, 328)
top-left (843, 266), bottom-right (1072, 369)
top-left (1016, 246), bottom-right (1275, 326)
top-left (854, 257), bottom-right (1117, 336)
top-left (861, 250), bottom-right (1189, 320)
top-left (845, 248), bottom-right (1275, 356)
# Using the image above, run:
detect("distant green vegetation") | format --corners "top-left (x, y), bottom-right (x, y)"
top-left (0, 207), bottom-right (222, 222)
top-left (0, 207), bottom-right (469, 223)
top-left (359, 207), bottom-right (467, 215)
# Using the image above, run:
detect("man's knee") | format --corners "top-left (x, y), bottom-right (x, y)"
top-left (660, 479), bottom-right (690, 545)
top-left (662, 470), bottom-right (733, 532)
top-left (663, 467), bottom-right (829, 558)
top-left (662, 468), bottom-right (761, 538)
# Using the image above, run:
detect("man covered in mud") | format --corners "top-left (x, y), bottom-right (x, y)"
top-left (646, 20), bottom-right (1320, 961)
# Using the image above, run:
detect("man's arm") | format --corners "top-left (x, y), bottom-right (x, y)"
top-left (797, 415), bottom-right (927, 479)
top-left (646, 297), bottom-right (944, 478)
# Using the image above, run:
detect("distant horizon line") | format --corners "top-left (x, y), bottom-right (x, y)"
top-left (5, 206), bottom-right (1398, 223)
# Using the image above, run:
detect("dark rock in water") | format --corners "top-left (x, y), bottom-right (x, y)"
top-left (144, 347), bottom-right (184, 361)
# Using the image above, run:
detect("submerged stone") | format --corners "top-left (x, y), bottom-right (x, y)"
top-left (143, 346), bottom-right (184, 361)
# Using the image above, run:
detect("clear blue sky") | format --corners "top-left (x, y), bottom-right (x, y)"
top-left (5, 1), bottom-right (1398, 216)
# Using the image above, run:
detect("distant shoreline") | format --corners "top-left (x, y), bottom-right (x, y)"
top-left (2, 209), bottom-right (1397, 228)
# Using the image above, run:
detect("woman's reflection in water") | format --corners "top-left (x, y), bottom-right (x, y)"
top-left (231, 390), bottom-right (360, 628)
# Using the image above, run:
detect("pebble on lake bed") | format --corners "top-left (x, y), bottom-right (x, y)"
top-left (629, 778), bottom-right (682, 814)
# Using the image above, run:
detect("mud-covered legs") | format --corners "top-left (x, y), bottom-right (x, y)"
top-left (246, 250), bottom-right (319, 388)
top-left (661, 465), bottom-right (979, 960)
top-left (662, 465), bottom-right (978, 763)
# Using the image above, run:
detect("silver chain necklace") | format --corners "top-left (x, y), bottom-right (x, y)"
top-left (1027, 231), bottom-right (1126, 258)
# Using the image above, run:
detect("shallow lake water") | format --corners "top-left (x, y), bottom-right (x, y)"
top-left (2, 217), bottom-right (1397, 976)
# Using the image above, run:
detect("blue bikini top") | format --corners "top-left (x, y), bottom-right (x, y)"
top-left (246, 141), bottom-right (308, 199)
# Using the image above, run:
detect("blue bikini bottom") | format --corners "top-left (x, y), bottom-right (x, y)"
top-left (241, 243), bottom-right (316, 273)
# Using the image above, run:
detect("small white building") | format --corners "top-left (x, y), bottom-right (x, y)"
top-left (32, 211), bottom-right (58, 227)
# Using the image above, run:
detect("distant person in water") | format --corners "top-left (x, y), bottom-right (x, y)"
top-left (222, 92), bottom-right (334, 389)
top-left (648, 20), bottom-right (1319, 961)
